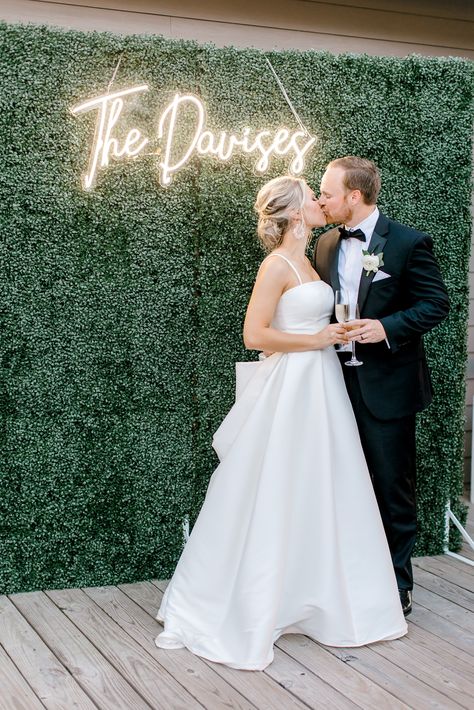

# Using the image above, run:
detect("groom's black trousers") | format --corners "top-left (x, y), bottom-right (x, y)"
top-left (338, 353), bottom-right (417, 591)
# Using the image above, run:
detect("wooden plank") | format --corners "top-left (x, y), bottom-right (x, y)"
top-left (414, 585), bottom-right (474, 633)
top-left (170, 18), bottom-right (474, 58)
top-left (26, 0), bottom-right (474, 24)
top-left (413, 557), bottom-right (474, 592)
top-left (151, 580), bottom-right (458, 710)
top-left (369, 633), bottom-right (474, 708)
top-left (9, 590), bottom-right (152, 710)
top-left (317, 0), bottom-right (474, 21)
top-left (152, 578), bottom-right (474, 706)
top-left (465, 405), bottom-right (473, 432)
top-left (45, 587), bottom-right (204, 710)
top-left (275, 634), bottom-right (409, 710)
top-left (0, 0), bottom-right (172, 35)
top-left (130, 579), bottom-right (357, 709)
top-left (414, 587), bottom-right (474, 634)
top-left (26, 0), bottom-right (474, 48)
top-left (0, 642), bottom-right (45, 710)
top-left (458, 544), bottom-right (474, 562)
top-left (389, 623), bottom-right (474, 685)
top-left (262, 650), bottom-right (358, 710)
top-left (413, 566), bottom-right (474, 612)
top-left (465, 378), bottom-right (474, 404)
top-left (467, 503), bottom-right (474, 526)
top-left (324, 643), bottom-right (465, 710)
top-left (83, 584), bottom-right (263, 710)
top-left (466, 357), bottom-right (474, 381)
top-left (408, 605), bottom-right (474, 656)
top-left (47, 0), bottom-right (474, 23)
top-left (1, 1), bottom-right (474, 59)
top-left (119, 580), bottom-right (309, 710)
top-left (461, 504), bottom-right (474, 544)
top-left (3, 572), bottom-right (473, 710)
top-left (0, 595), bottom-right (97, 710)
top-left (423, 554), bottom-right (474, 579)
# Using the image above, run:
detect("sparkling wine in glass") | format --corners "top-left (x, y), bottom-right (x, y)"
top-left (335, 290), bottom-right (349, 353)
top-left (345, 302), bottom-right (363, 367)
top-left (335, 293), bottom-right (349, 325)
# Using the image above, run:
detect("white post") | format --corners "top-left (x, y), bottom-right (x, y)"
top-left (471, 394), bottom-right (474, 503)
top-left (182, 516), bottom-right (190, 544)
top-left (444, 500), bottom-right (474, 566)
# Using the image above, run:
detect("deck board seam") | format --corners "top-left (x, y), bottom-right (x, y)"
top-left (43, 588), bottom-right (205, 710)
top-left (413, 598), bottom-right (474, 635)
top-left (0, 630), bottom-right (50, 710)
top-left (10, 595), bottom-right (104, 708)
top-left (368, 633), bottom-right (474, 709)
top-left (118, 582), bottom-right (266, 710)
top-left (411, 577), bottom-right (474, 611)
top-left (5, 593), bottom-right (103, 710)
top-left (275, 639), bottom-right (409, 710)
top-left (144, 580), bottom-right (345, 710)
top-left (80, 584), bottom-right (252, 710)
top-left (407, 615), bottom-right (474, 657)
top-left (13, 590), bottom-right (156, 710)
top-left (149, 580), bottom-right (405, 710)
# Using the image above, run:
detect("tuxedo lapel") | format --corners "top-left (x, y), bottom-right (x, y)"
top-left (315, 227), bottom-right (341, 292)
top-left (329, 238), bottom-right (342, 292)
top-left (357, 213), bottom-right (389, 313)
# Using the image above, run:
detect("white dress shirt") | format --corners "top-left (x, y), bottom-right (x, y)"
top-left (338, 207), bottom-right (381, 351)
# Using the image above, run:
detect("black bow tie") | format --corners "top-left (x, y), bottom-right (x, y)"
top-left (339, 226), bottom-right (366, 242)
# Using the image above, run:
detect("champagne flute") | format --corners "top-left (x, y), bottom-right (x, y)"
top-left (335, 290), bottom-right (349, 325)
top-left (335, 290), bottom-right (349, 353)
top-left (345, 301), bottom-right (363, 367)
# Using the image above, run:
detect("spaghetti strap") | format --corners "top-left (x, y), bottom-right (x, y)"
top-left (264, 253), bottom-right (303, 285)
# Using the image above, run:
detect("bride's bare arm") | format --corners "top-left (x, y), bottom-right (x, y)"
top-left (243, 259), bottom-right (346, 353)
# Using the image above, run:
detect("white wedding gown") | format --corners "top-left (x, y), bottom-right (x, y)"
top-left (155, 254), bottom-right (407, 670)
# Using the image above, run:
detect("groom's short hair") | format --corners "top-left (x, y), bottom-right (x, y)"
top-left (328, 156), bottom-right (381, 205)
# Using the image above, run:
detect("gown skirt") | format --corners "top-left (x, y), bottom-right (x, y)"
top-left (155, 279), bottom-right (407, 670)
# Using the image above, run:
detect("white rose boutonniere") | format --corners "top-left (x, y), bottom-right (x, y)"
top-left (362, 249), bottom-right (384, 277)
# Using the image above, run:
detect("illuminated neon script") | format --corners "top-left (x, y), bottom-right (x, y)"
top-left (71, 85), bottom-right (316, 188)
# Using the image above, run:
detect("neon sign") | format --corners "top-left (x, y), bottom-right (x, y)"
top-left (71, 85), bottom-right (316, 188)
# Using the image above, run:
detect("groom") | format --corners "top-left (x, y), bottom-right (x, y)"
top-left (314, 156), bottom-right (449, 615)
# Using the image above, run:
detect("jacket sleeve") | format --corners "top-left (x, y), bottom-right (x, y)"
top-left (379, 234), bottom-right (450, 354)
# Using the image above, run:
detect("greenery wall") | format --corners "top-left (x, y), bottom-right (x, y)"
top-left (0, 22), bottom-right (472, 594)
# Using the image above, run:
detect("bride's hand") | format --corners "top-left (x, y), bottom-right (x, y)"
top-left (313, 324), bottom-right (347, 349)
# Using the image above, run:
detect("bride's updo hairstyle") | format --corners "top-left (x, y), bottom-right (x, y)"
top-left (254, 176), bottom-right (306, 253)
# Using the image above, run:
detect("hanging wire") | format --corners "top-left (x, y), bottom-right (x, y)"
top-left (107, 52), bottom-right (124, 93)
top-left (264, 56), bottom-right (312, 138)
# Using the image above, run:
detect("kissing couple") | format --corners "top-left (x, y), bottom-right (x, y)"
top-left (155, 156), bottom-right (450, 671)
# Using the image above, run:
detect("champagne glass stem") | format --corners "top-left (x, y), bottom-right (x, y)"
top-left (344, 302), bottom-right (363, 367)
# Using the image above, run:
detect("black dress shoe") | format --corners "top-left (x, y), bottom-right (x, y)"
top-left (399, 589), bottom-right (412, 616)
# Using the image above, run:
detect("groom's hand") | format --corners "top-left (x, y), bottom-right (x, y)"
top-left (346, 319), bottom-right (387, 344)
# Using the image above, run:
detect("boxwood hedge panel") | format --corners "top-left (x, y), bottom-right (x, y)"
top-left (0, 22), bottom-right (472, 593)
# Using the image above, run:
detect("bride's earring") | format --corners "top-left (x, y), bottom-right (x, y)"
top-left (293, 220), bottom-right (305, 240)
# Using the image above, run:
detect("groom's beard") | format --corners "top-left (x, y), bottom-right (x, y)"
top-left (325, 204), bottom-right (354, 225)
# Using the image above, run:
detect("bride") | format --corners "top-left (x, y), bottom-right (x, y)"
top-left (154, 176), bottom-right (407, 671)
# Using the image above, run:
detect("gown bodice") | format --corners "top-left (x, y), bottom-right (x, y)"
top-left (263, 251), bottom-right (334, 335)
top-left (272, 280), bottom-right (334, 335)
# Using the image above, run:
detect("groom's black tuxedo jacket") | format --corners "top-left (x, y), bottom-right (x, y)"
top-left (313, 212), bottom-right (450, 420)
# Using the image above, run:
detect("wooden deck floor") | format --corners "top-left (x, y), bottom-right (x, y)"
top-left (1, 514), bottom-right (473, 710)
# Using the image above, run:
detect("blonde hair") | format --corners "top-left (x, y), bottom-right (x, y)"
top-left (254, 176), bottom-right (307, 252)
